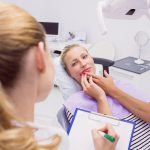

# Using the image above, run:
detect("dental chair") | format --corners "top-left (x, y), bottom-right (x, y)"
top-left (54, 39), bottom-right (116, 131)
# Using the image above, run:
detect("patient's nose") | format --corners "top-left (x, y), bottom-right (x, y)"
top-left (80, 60), bottom-right (87, 68)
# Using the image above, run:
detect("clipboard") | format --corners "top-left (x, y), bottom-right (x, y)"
top-left (67, 108), bottom-right (135, 150)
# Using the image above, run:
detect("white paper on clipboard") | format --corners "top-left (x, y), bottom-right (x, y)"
top-left (67, 108), bottom-right (135, 150)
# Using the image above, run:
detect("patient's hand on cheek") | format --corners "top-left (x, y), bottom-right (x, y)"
top-left (81, 74), bottom-right (107, 103)
top-left (81, 74), bottom-right (112, 115)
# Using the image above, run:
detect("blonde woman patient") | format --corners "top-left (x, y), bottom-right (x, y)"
top-left (61, 44), bottom-right (150, 149)
top-left (61, 44), bottom-right (150, 119)
top-left (61, 44), bottom-right (150, 121)
top-left (0, 1), bottom-right (119, 150)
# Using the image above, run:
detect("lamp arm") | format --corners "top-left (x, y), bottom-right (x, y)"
top-left (97, 1), bottom-right (107, 35)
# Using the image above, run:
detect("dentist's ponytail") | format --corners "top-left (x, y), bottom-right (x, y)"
top-left (0, 1), bottom-right (61, 150)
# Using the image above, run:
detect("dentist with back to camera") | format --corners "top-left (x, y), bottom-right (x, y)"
top-left (0, 1), bottom-right (119, 150)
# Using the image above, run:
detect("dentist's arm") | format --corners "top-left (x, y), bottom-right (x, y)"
top-left (91, 71), bottom-right (150, 122)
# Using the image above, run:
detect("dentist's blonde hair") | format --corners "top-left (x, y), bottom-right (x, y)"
top-left (0, 1), bottom-right (60, 150)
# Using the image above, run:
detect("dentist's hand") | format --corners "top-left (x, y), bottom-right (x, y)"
top-left (92, 124), bottom-right (119, 150)
top-left (88, 71), bottom-right (117, 96)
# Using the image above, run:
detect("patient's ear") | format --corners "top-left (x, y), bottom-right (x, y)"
top-left (35, 42), bottom-right (46, 73)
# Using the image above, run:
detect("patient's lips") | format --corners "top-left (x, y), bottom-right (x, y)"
top-left (80, 67), bottom-right (91, 76)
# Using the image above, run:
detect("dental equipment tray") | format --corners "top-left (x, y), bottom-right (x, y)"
top-left (113, 56), bottom-right (150, 74)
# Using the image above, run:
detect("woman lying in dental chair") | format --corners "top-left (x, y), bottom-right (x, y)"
top-left (59, 44), bottom-right (150, 150)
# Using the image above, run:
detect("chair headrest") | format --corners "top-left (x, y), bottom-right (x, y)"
top-left (54, 57), bottom-right (82, 100)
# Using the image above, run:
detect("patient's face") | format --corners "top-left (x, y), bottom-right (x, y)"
top-left (64, 46), bottom-right (96, 83)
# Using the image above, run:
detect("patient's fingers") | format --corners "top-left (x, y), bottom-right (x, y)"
top-left (87, 71), bottom-right (110, 79)
top-left (88, 76), bottom-right (93, 84)
top-left (81, 75), bottom-right (86, 90)
top-left (81, 75), bottom-right (89, 89)
top-left (89, 76), bottom-right (96, 85)
top-left (87, 73), bottom-right (107, 84)
top-left (83, 74), bottom-right (90, 87)
top-left (87, 73), bottom-right (104, 83)
top-left (87, 73), bottom-right (100, 79)
top-left (81, 74), bottom-right (92, 91)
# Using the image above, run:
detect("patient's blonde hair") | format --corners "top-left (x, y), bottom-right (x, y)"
top-left (0, 1), bottom-right (60, 150)
top-left (60, 44), bottom-right (88, 69)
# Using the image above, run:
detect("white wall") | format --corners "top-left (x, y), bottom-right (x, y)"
top-left (5, 0), bottom-right (150, 60)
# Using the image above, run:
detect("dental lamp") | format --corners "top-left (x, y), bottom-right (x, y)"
top-left (98, 0), bottom-right (150, 34)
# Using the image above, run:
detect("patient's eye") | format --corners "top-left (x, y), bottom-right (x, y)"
top-left (82, 54), bottom-right (88, 59)
top-left (71, 61), bottom-right (78, 67)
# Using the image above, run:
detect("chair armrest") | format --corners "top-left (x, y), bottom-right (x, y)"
top-left (57, 106), bottom-right (70, 131)
top-left (93, 57), bottom-right (114, 76)
top-left (53, 50), bottom-right (61, 55)
top-left (93, 57), bottom-right (114, 66)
